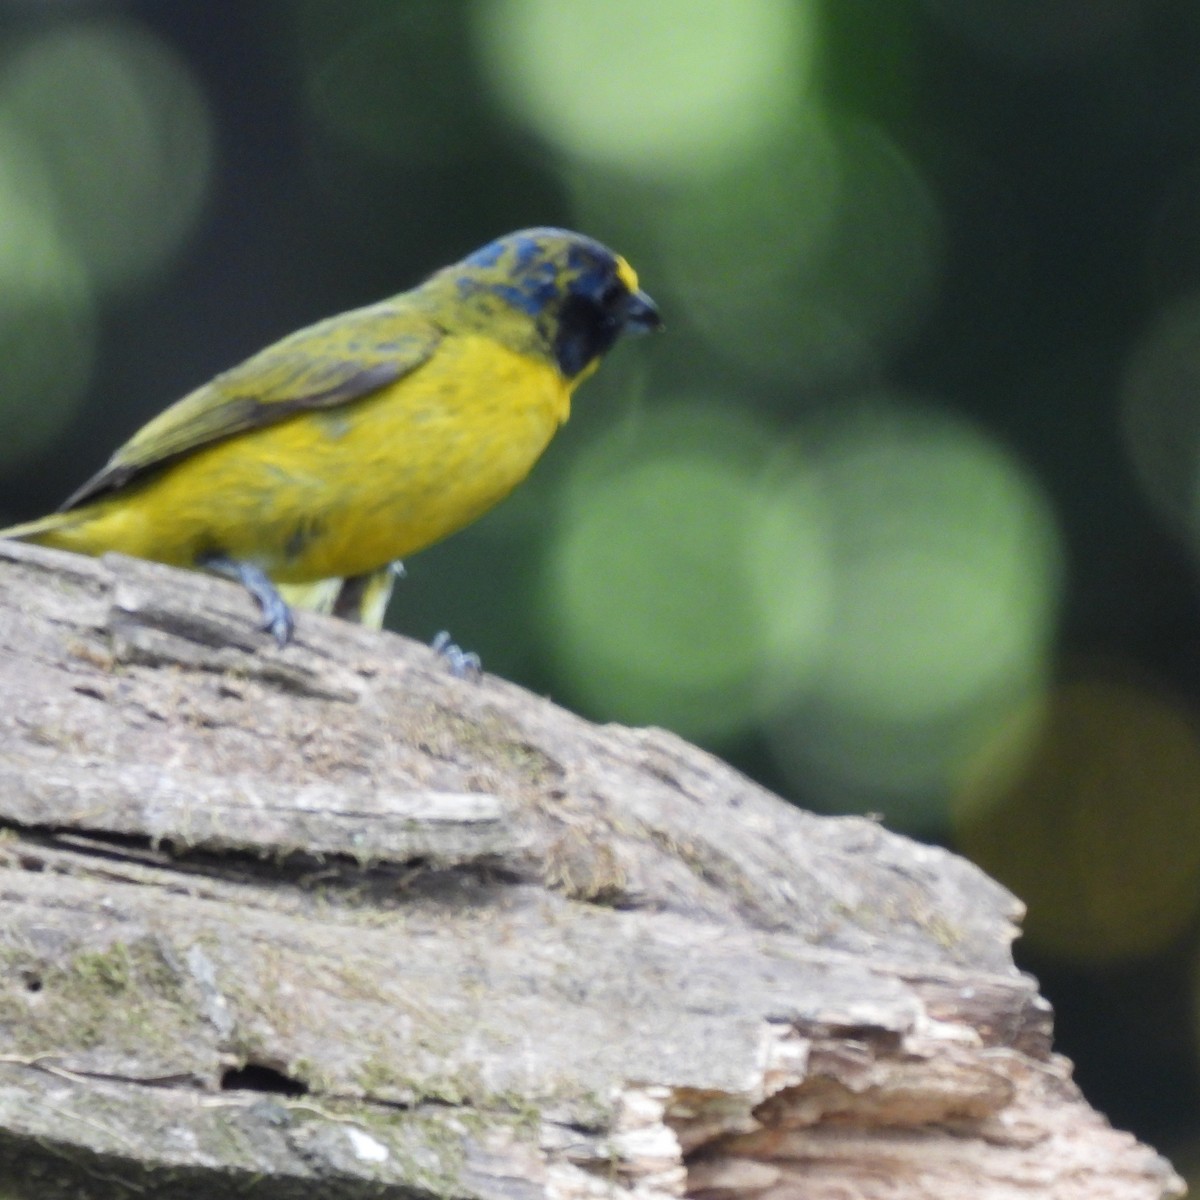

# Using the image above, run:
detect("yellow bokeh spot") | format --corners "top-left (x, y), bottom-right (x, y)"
top-left (0, 17), bottom-right (213, 291)
top-left (473, 0), bottom-right (815, 179)
top-left (958, 678), bottom-right (1200, 965)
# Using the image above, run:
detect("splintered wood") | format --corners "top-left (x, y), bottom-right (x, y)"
top-left (0, 543), bottom-right (1184, 1199)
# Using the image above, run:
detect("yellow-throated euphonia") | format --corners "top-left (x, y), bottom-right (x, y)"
top-left (1, 228), bottom-right (661, 643)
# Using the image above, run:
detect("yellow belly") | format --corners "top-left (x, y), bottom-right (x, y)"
top-left (42, 337), bottom-right (571, 581)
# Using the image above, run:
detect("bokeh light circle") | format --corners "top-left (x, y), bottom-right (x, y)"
top-left (0, 18), bottom-right (213, 291)
top-left (472, 0), bottom-right (814, 179)
top-left (767, 402), bottom-right (1062, 829)
top-left (958, 678), bottom-right (1200, 965)
top-left (544, 404), bottom-right (833, 743)
top-left (813, 406), bottom-right (1058, 720)
top-left (571, 114), bottom-right (943, 391)
top-left (0, 121), bottom-right (95, 466)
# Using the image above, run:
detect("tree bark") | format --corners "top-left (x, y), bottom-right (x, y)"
top-left (0, 541), bottom-right (1185, 1199)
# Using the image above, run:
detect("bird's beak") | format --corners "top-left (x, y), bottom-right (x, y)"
top-left (621, 289), bottom-right (663, 335)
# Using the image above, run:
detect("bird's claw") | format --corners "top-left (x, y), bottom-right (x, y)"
top-left (431, 630), bottom-right (482, 679)
top-left (201, 554), bottom-right (295, 646)
top-left (259, 597), bottom-right (295, 647)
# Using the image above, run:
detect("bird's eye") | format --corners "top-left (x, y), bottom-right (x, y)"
top-left (598, 278), bottom-right (625, 309)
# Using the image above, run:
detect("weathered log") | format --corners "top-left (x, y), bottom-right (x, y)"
top-left (0, 541), bottom-right (1184, 1198)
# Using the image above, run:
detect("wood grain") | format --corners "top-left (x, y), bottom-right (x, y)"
top-left (0, 542), bottom-right (1183, 1198)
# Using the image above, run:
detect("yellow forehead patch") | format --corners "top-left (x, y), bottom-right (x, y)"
top-left (615, 256), bottom-right (640, 293)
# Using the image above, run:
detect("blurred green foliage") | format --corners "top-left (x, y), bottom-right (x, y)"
top-left (2, 0), bottom-right (1200, 1176)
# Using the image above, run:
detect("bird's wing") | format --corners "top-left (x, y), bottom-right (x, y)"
top-left (60, 302), bottom-right (444, 510)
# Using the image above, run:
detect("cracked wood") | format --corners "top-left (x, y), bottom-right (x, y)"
top-left (0, 542), bottom-right (1184, 1200)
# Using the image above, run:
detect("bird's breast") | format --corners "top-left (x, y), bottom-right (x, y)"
top-left (266, 335), bottom-right (571, 579)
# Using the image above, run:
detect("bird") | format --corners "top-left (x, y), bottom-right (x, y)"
top-left (0, 227), bottom-right (661, 646)
top-left (277, 561), bottom-right (406, 633)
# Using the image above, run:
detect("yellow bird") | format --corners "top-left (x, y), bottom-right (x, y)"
top-left (1, 228), bottom-right (661, 644)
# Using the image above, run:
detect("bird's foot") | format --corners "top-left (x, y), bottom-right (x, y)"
top-left (201, 555), bottom-right (294, 646)
top-left (430, 630), bottom-right (482, 679)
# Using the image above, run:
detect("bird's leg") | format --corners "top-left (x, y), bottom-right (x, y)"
top-left (200, 554), bottom-right (294, 646)
top-left (332, 560), bottom-right (405, 627)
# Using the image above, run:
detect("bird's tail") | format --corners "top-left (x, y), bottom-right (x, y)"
top-left (0, 510), bottom-right (83, 545)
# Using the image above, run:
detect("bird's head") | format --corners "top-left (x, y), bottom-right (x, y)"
top-left (432, 228), bottom-right (662, 379)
